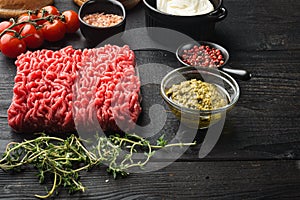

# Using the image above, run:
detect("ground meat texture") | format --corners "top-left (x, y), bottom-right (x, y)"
top-left (73, 45), bottom-right (141, 132)
top-left (8, 45), bottom-right (141, 134)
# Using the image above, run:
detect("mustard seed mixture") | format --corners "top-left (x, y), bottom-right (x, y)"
top-left (83, 12), bottom-right (123, 27)
top-left (166, 79), bottom-right (228, 110)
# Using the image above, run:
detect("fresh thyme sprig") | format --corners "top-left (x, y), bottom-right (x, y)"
top-left (0, 134), bottom-right (94, 198)
top-left (0, 133), bottom-right (196, 198)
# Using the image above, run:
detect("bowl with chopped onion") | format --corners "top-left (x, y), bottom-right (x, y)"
top-left (160, 66), bottom-right (240, 129)
top-left (78, 0), bottom-right (126, 44)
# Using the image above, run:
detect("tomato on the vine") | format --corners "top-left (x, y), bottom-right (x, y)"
top-left (38, 6), bottom-right (60, 17)
top-left (18, 13), bottom-right (38, 23)
top-left (0, 21), bottom-right (12, 35)
top-left (0, 6), bottom-right (79, 58)
top-left (37, 6), bottom-right (60, 25)
top-left (0, 33), bottom-right (26, 58)
top-left (1, 14), bottom-right (36, 34)
top-left (15, 14), bottom-right (38, 32)
top-left (20, 24), bottom-right (44, 49)
top-left (42, 19), bottom-right (66, 42)
top-left (62, 10), bottom-right (80, 33)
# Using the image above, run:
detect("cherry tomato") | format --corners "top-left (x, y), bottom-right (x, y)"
top-left (42, 19), bottom-right (66, 42)
top-left (38, 6), bottom-right (60, 17)
top-left (15, 14), bottom-right (39, 33)
top-left (18, 13), bottom-right (38, 23)
top-left (0, 21), bottom-right (12, 35)
top-left (37, 6), bottom-right (60, 25)
top-left (14, 13), bottom-right (37, 32)
top-left (0, 21), bottom-right (22, 36)
top-left (15, 14), bottom-right (32, 31)
top-left (62, 10), bottom-right (80, 33)
top-left (20, 24), bottom-right (44, 49)
top-left (14, 24), bottom-right (25, 33)
top-left (0, 33), bottom-right (26, 58)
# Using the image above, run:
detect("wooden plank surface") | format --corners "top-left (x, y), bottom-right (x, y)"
top-left (134, 50), bottom-right (300, 160)
top-left (0, 0), bottom-right (299, 199)
top-left (1, 50), bottom-right (299, 160)
top-left (0, 160), bottom-right (299, 199)
top-left (216, 0), bottom-right (300, 51)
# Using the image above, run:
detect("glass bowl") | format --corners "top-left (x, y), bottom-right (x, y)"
top-left (160, 66), bottom-right (240, 129)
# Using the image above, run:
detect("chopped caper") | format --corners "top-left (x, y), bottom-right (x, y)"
top-left (166, 79), bottom-right (228, 110)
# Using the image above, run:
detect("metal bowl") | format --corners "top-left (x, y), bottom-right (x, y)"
top-left (176, 41), bottom-right (251, 81)
top-left (143, 0), bottom-right (227, 40)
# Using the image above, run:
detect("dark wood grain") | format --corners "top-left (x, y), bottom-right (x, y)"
top-left (1, 50), bottom-right (299, 159)
top-left (134, 50), bottom-right (300, 160)
top-left (0, 160), bottom-right (299, 200)
top-left (215, 0), bottom-right (300, 51)
top-left (0, 0), bottom-right (299, 199)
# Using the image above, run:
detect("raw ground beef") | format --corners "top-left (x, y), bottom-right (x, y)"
top-left (7, 45), bottom-right (141, 134)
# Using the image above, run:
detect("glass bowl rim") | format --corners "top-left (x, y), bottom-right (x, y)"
top-left (160, 66), bottom-right (240, 114)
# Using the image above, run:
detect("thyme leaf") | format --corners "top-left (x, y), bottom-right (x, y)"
top-left (0, 133), bottom-right (196, 198)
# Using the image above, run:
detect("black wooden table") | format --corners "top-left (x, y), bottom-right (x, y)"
top-left (0, 0), bottom-right (299, 199)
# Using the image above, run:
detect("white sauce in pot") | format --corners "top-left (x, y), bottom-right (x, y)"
top-left (157, 0), bottom-right (214, 16)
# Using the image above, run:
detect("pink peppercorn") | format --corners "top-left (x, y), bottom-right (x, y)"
top-left (180, 45), bottom-right (225, 67)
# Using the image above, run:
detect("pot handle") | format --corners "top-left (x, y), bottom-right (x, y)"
top-left (209, 7), bottom-right (227, 21)
top-left (221, 67), bottom-right (252, 81)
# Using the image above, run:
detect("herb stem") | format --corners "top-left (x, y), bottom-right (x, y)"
top-left (0, 133), bottom-right (196, 198)
top-left (35, 171), bottom-right (57, 199)
top-left (151, 142), bottom-right (196, 149)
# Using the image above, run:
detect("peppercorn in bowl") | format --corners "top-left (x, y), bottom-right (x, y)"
top-left (78, 0), bottom-right (126, 45)
top-left (176, 41), bottom-right (252, 81)
top-left (160, 66), bottom-right (240, 129)
top-left (176, 41), bottom-right (228, 68)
